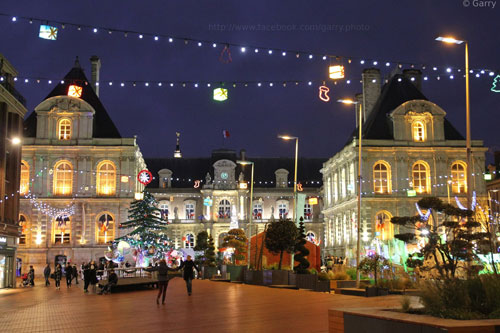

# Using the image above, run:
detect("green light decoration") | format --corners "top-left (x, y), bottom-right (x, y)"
top-left (492, 75), bottom-right (500, 93)
top-left (213, 87), bottom-right (228, 101)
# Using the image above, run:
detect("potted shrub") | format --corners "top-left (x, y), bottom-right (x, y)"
top-left (358, 254), bottom-right (390, 296)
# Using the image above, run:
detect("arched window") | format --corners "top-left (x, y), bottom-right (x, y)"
top-left (218, 199), bottom-right (231, 218)
top-left (96, 161), bottom-right (116, 196)
top-left (412, 121), bottom-right (425, 142)
top-left (54, 215), bottom-right (71, 244)
top-left (58, 118), bottom-right (72, 140)
top-left (159, 201), bottom-right (169, 220)
top-left (412, 161), bottom-right (430, 194)
top-left (373, 161), bottom-right (391, 194)
top-left (277, 200), bottom-right (288, 219)
top-left (306, 231), bottom-right (316, 243)
top-left (304, 203), bottom-right (312, 221)
top-left (53, 161), bottom-right (73, 196)
top-left (185, 201), bottom-right (196, 219)
top-left (97, 213), bottom-right (114, 244)
top-left (451, 162), bottom-right (467, 194)
top-left (20, 161), bottom-right (30, 195)
top-left (375, 211), bottom-right (393, 241)
top-left (184, 233), bottom-right (195, 248)
top-left (19, 214), bottom-right (28, 245)
top-left (253, 202), bottom-right (263, 220)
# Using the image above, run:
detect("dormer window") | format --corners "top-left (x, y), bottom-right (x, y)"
top-left (412, 121), bottom-right (425, 142)
top-left (58, 118), bottom-right (72, 140)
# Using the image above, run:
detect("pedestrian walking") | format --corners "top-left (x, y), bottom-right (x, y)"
top-left (54, 264), bottom-right (62, 290)
top-left (28, 265), bottom-right (35, 287)
top-left (65, 263), bottom-right (73, 288)
top-left (43, 264), bottom-right (51, 287)
top-left (177, 255), bottom-right (199, 296)
top-left (84, 261), bottom-right (98, 293)
top-left (146, 259), bottom-right (174, 304)
top-left (72, 264), bottom-right (79, 285)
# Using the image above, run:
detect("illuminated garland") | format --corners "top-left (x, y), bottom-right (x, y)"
top-left (1, 12), bottom-right (497, 76)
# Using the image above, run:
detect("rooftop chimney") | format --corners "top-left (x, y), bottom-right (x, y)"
top-left (403, 69), bottom-right (422, 91)
top-left (239, 149), bottom-right (246, 161)
top-left (361, 68), bottom-right (381, 123)
top-left (90, 56), bottom-right (101, 97)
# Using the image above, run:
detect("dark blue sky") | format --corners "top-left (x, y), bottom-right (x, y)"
top-left (1, 1), bottom-right (499, 159)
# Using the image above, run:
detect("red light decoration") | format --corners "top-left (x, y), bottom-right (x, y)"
top-left (193, 180), bottom-right (201, 188)
top-left (318, 85), bottom-right (330, 102)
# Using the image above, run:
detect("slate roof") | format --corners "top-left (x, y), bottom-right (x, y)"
top-left (145, 149), bottom-right (326, 189)
top-left (346, 73), bottom-right (464, 145)
top-left (23, 59), bottom-right (121, 138)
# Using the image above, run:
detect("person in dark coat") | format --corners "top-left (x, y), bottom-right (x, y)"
top-left (28, 266), bottom-right (35, 286)
top-left (54, 264), bottom-right (62, 290)
top-left (43, 264), bottom-right (51, 287)
top-left (99, 269), bottom-right (118, 295)
top-left (65, 263), bottom-right (73, 288)
top-left (146, 259), bottom-right (175, 304)
top-left (72, 264), bottom-right (79, 284)
top-left (177, 255), bottom-right (199, 296)
top-left (83, 261), bottom-right (98, 293)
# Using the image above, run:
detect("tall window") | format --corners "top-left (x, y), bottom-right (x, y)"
top-left (58, 118), bottom-right (72, 140)
top-left (375, 211), bottom-right (393, 241)
top-left (53, 161), bottom-right (73, 196)
top-left (159, 202), bottom-right (169, 220)
top-left (97, 213), bottom-right (114, 244)
top-left (412, 121), bottom-right (425, 142)
top-left (54, 215), bottom-right (71, 244)
top-left (218, 199), bottom-right (231, 218)
top-left (304, 203), bottom-right (312, 221)
top-left (333, 174), bottom-right (338, 202)
top-left (185, 202), bottom-right (195, 220)
top-left (412, 161), bottom-right (430, 194)
top-left (373, 161), bottom-right (391, 194)
top-left (184, 233), bottom-right (195, 248)
top-left (20, 161), bottom-right (30, 195)
top-left (96, 161), bottom-right (116, 196)
top-left (278, 201), bottom-right (288, 219)
top-left (451, 162), bottom-right (467, 194)
top-left (340, 168), bottom-right (347, 198)
top-left (253, 202), bottom-right (263, 220)
top-left (349, 163), bottom-right (355, 195)
top-left (19, 214), bottom-right (27, 245)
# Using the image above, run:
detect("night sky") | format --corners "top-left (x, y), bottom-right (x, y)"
top-left (1, 1), bottom-right (499, 160)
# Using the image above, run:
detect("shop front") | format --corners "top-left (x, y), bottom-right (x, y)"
top-left (0, 236), bottom-right (16, 288)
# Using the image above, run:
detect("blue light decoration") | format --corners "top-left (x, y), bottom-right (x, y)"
top-left (415, 202), bottom-right (431, 221)
top-left (39, 25), bottom-right (58, 40)
top-left (492, 75), bottom-right (500, 93)
top-left (203, 197), bottom-right (213, 207)
top-left (455, 191), bottom-right (477, 211)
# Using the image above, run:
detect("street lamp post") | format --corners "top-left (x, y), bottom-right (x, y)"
top-left (436, 36), bottom-right (472, 210)
top-left (338, 99), bottom-right (362, 288)
top-left (237, 160), bottom-right (254, 269)
top-left (278, 135), bottom-right (299, 270)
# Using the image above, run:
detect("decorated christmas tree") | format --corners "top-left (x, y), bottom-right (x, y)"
top-left (113, 191), bottom-right (172, 265)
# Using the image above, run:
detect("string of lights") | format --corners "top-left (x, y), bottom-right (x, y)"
top-left (1, 12), bottom-right (498, 76)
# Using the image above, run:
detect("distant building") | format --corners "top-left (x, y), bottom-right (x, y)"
top-left (145, 149), bottom-right (325, 257)
top-left (321, 69), bottom-right (488, 263)
top-left (0, 53), bottom-right (28, 288)
top-left (18, 57), bottom-right (145, 275)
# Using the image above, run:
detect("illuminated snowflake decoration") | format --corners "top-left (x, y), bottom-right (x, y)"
top-left (137, 170), bottom-right (153, 185)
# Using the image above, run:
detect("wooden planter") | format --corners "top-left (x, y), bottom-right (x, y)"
top-left (226, 265), bottom-right (245, 282)
top-left (202, 266), bottom-right (218, 279)
top-left (365, 287), bottom-right (389, 297)
top-left (296, 273), bottom-right (317, 290)
top-left (315, 280), bottom-right (331, 293)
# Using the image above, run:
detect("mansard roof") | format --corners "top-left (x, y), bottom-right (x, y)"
top-left (23, 59), bottom-right (121, 138)
top-left (347, 74), bottom-right (464, 144)
top-left (145, 149), bottom-right (326, 189)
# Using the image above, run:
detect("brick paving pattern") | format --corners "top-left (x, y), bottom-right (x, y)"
top-left (0, 278), bottom-right (406, 332)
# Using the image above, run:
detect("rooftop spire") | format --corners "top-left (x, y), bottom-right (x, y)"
top-left (73, 56), bottom-right (81, 69)
top-left (174, 132), bottom-right (182, 158)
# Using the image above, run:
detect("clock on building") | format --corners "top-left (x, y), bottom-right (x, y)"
top-left (221, 172), bottom-right (229, 180)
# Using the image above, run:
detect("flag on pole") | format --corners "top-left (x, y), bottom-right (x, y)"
top-left (223, 130), bottom-right (230, 139)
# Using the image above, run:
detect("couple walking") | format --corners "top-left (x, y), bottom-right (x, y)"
top-left (148, 255), bottom-right (199, 305)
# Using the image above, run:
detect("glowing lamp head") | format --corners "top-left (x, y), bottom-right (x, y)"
top-left (278, 135), bottom-right (297, 140)
top-left (67, 85), bottom-right (83, 98)
top-left (337, 99), bottom-right (358, 105)
top-left (329, 65), bottom-right (345, 79)
top-left (435, 36), bottom-right (464, 45)
top-left (213, 88), bottom-right (228, 101)
top-left (11, 137), bottom-right (21, 145)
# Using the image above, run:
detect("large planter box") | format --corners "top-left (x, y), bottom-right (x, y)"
top-left (296, 273), bottom-right (317, 290)
top-left (315, 280), bottom-right (330, 293)
top-left (288, 271), bottom-right (296, 286)
top-left (226, 265), bottom-right (245, 282)
top-left (252, 270), bottom-right (264, 285)
top-left (329, 307), bottom-right (500, 333)
top-left (330, 280), bottom-right (371, 290)
top-left (202, 266), bottom-right (218, 279)
top-left (365, 287), bottom-right (389, 297)
top-left (263, 270), bottom-right (290, 285)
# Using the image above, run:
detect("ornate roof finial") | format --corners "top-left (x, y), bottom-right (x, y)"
top-left (174, 132), bottom-right (182, 158)
top-left (74, 56), bottom-right (81, 69)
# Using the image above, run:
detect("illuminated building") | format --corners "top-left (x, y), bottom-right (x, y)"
top-left (321, 68), bottom-right (487, 261)
top-left (17, 57), bottom-right (146, 275)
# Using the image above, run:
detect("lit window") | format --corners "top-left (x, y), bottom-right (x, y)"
top-left (277, 201), bottom-right (288, 219)
top-left (412, 161), bottom-right (430, 194)
top-left (97, 213), bottom-right (114, 244)
top-left (304, 203), bottom-right (312, 220)
top-left (412, 121), bottom-right (425, 142)
top-left (53, 161), bottom-right (73, 196)
top-left (184, 233), bottom-right (195, 248)
top-left (58, 118), bottom-right (72, 140)
top-left (19, 214), bottom-right (27, 245)
top-left (159, 202), bottom-right (169, 220)
top-left (96, 161), bottom-right (116, 196)
top-left (451, 162), bottom-right (467, 194)
top-left (333, 174), bottom-right (338, 202)
top-left (218, 199), bottom-right (231, 218)
top-left (253, 203), bottom-right (263, 220)
top-left (373, 161), bottom-right (391, 194)
top-left (20, 161), bottom-right (30, 195)
top-left (185, 202), bottom-right (196, 219)
top-left (54, 215), bottom-right (71, 244)
top-left (375, 211), bottom-right (393, 241)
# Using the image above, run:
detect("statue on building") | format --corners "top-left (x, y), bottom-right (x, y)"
top-left (174, 207), bottom-right (179, 220)
top-left (205, 172), bottom-right (212, 185)
top-left (238, 172), bottom-right (244, 182)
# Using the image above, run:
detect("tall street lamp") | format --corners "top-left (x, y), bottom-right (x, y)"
top-left (237, 160), bottom-right (254, 269)
top-left (436, 36), bottom-right (472, 210)
top-left (277, 135), bottom-right (299, 223)
top-left (338, 99), bottom-right (362, 288)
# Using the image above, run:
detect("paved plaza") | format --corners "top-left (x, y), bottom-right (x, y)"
top-left (0, 278), bottom-right (408, 333)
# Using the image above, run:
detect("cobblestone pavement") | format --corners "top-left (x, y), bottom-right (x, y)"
top-left (0, 278), bottom-right (406, 333)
